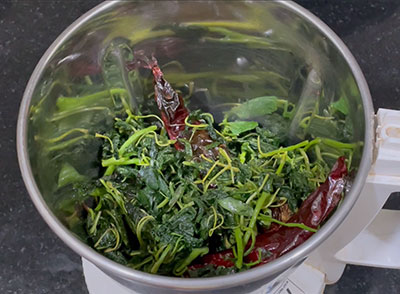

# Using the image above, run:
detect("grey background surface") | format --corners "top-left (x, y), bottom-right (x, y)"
top-left (1, 1), bottom-right (399, 293)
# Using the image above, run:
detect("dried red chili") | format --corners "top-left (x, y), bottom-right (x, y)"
top-left (188, 156), bottom-right (348, 271)
top-left (127, 52), bottom-right (218, 158)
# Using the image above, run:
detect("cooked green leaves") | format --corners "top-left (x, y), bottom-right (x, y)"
top-left (28, 20), bottom-right (361, 278)
top-left (227, 96), bottom-right (278, 119)
top-left (61, 102), bottom-right (355, 277)
top-left (221, 120), bottom-right (258, 136)
top-left (58, 163), bottom-right (86, 188)
top-left (331, 97), bottom-right (349, 115)
top-left (37, 78), bottom-right (358, 278)
top-left (218, 197), bottom-right (253, 217)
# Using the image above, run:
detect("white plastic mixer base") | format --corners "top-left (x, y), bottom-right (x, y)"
top-left (82, 258), bottom-right (325, 294)
top-left (83, 108), bottom-right (400, 294)
top-left (83, 210), bottom-right (400, 294)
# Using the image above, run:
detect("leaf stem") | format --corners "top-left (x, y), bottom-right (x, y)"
top-left (204, 166), bottom-right (228, 193)
top-left (258, 138), bottom-right (309, 158)
top-left (321, 138), bottom-right (359, 149)
top-left (244, 191), bottom-right (269, 245)
top-left (276, 152), bottom-right (287, 175)
top-left (41, 128), bottom-right (89, 143)
top-left (234, 227), bottom-right (244, 269)
top-left (46, 135), bottom-right (91, 152)
top-left (96, 133), bottom-right (114, 154)
top-left (136, 215), bottom-right (155, 248)
top-left (151, 244), bottom-right (172, 274)
top-left (173, 247), bottom-right (209, 275)
top-left (119, 125), bottom-right (157, 156)
top-left (258, 214), bottom-right (317, 232)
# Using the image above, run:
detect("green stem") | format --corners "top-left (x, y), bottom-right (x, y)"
top-left (259, 139), bottom-right (309, 158)
top-left (136, 215), bottom-right (155, 248)
top-left (243, 228), bottom-right (256, 256)
top-left (299, 149), bottom-right (311, 173)
top-left (104, 226), bottom-right (121, 253)
top-left (89, 211), bottom-right (102, 235)
top-left (96, 133), bottom-right (114, 154)
top-left (203, 27), bottom-right (284, 51)
top-left (321, 152), bottom-right (340, 159)
top-left (156, 194), bottom-right (170, 210)
top-left (314, 144), bottom-right (323, 162)
top-left (46, 135), bottom-right (91, 152)
top-left (245, 173), bottom-right (269, 204)
top-left (49, 106), bottom-right (111, 122)
top-left (184, 116), bottom-right (208, 128)
top-left (234, 227), bottom-right (244, 269)
top-left (100, 180), bottom-right (127, 214)
top-left (173, 247), bottom-right (209, 275)
top-left (303, 138), bottom-right (322, 152)
top-left (277, 99), bottom-right (296, 118)
top-left (258, 214), bottom-right (317, 233)
top-left (183, 21), bottom-right (259, 31)
top-left (204, 166), bottom-right (229, 193)
top-left (262, 189), bottom-right (280, 210)
top-left (42, 128), bottom-right (88, 143)
top-left (101, 157), bottom-right (142, 167)
top-left (244, 249), bottom-right (263, 267)
top-left (130, 256), bottom-right (153, 270)
top-left (348, 151), bottom-right (353, 170)
top-left (321, 138), bottom-right (359, 149)
top-left (104, 166), bottom-right (116, 176)
top-left (151, 244), bottom-right (172, 274)
top-left (56, 89), bottom-right (121, 112)
top-left (118, 126), bottom-right (157, 156)
top-left (130, 113), bottom-right (165, 127)
top-left (276, 152), bottom-right (287, 175)
top-left (109, 88), bottom-right (128, 97)
top-left (244, 191), bottom-right (268, 245)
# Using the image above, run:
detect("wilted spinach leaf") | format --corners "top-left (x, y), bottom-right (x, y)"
top-left (221, 121), bottom-right (258, 136)
top-left (218, 197), bottom-right (253, 217)
top-left (228, 96), bottom-right (278, 119)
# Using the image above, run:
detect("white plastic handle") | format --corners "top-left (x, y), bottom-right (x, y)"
top-left (306, 108), bottom-right (400, 284)
top-left (335, 209), bottom-right (400, 268)
top-left (334, 109), bottom-right (400, 269)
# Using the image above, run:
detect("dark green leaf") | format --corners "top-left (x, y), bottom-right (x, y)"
top-left (222, 121), bottom-right (258, 136)
top-left (58, 163), bottom-right (87, 188)
top-left (218, 197), bottom-right (254, 217)
top-left (259, 113), bottom-right (289, 143)
top-left (187, 264), bottom-right (237, 277)
top-left (331, 97), bottom-right (349, 115)
top-left (140, 167), bottom-right (159, 190)
top-left (104, 251), bottom-right (128, 265)
top-left (307, 117), bottom-right (338, 139)
top-left (228, 96), bottom-right (278, 119)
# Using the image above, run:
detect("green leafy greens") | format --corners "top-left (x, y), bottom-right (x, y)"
top-left (33, 90), bottom-right (358, 277)
top-left (29, 21), bottom-right (361, 278)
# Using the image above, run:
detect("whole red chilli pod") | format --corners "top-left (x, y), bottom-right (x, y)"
top-left (127, 52), bottom-right (219, 158)
top-left (188, 156), bottom-right (348, 271)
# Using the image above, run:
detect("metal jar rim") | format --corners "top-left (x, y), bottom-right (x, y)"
top-left (17, 0), bottom-right (374, 291)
